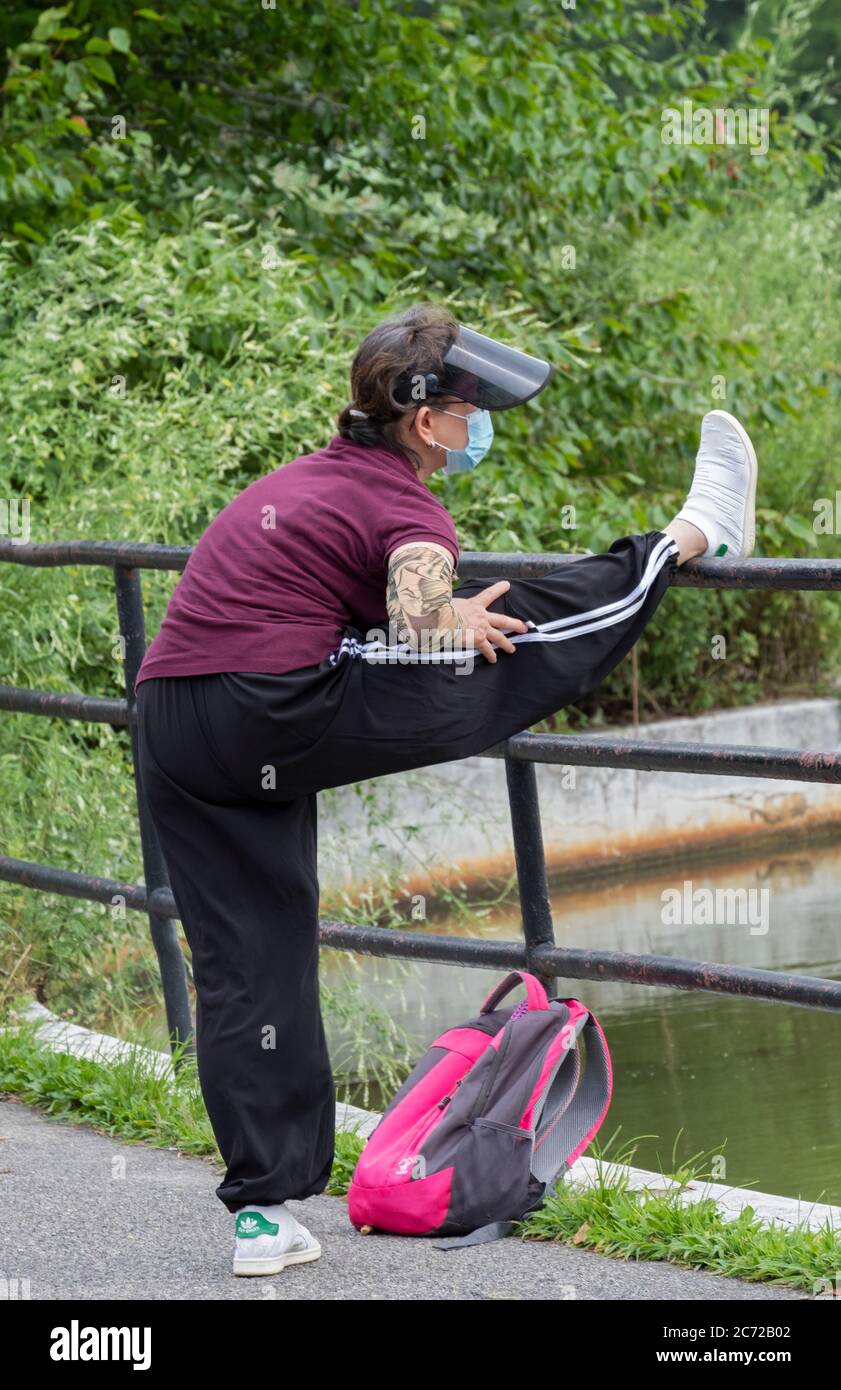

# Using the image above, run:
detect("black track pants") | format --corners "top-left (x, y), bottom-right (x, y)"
top-left (135, 530), bottom-right (678, 1212)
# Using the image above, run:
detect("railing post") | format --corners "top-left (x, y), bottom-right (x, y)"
top-left (503, 750), bottom-right (557, 989)
top-left (113, 565), bottom-right (194, 1062)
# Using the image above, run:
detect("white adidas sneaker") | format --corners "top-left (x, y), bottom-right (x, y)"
top-left (674, 409), bottom-right (758, 558)
top-left (232, 1204), bottom-right (322, 1277)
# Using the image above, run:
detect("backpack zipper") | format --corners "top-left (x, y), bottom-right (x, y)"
top-left (437, 1076), bottom-right (465, 1109)
top-left (467, 1022), bottom-right (513, 1122)
top-left (400, 1029), bottom-right (512, 1172)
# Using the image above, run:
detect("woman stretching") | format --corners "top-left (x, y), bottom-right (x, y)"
top-left (135, 303), bottom-right (758, 1276)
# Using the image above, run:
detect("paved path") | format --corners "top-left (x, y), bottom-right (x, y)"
top-left (0, 1096), bottom-right (807, 1301)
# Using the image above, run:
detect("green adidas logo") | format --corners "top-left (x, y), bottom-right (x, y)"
top-left (715, 543), bottom-right (728, 556)
top-left (236, 1211), bottom-right (279, 1239)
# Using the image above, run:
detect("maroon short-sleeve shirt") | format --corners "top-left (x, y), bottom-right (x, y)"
top-left (136, 435), bottom-right (460, 683)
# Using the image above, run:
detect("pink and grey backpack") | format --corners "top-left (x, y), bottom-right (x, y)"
top-left (348, 969), bottom-right (612, 1248)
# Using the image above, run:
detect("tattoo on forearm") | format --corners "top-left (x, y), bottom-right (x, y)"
top-left (386, 542), bottom-right (464, 652)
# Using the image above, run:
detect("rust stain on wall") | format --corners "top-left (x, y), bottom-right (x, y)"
top-left (332, 800), bottom-right (841, 912)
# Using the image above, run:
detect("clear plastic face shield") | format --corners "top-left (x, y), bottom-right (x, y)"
top-left (392, 323), bottom-right (555, 413)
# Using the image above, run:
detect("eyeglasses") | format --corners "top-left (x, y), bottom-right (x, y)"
top-left (427, 403), bottom-right (476, 420)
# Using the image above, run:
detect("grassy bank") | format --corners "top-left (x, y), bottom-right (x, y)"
top-left (1, 1016), bottom-right (837, 1294)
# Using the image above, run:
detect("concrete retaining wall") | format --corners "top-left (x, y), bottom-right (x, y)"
top-left (317, 697), bottom-right (841, 898)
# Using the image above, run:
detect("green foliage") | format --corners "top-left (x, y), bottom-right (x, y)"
top-left (0, 1015), bottom-right (216, 1152)
top-left (520, 1132), bottom-right (841, 1292)
top-left (0, 0), bottom-right (827, 254)
top-left (705, 0), bottom-right (841, 138)
top-left (522, 1172), bottom-right (841, 1291)
top-left (0, 1015), bottom-right (370, 1195)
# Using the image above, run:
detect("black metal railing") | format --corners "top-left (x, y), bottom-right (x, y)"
top-left (2, 537), bottom-right (841, 1067)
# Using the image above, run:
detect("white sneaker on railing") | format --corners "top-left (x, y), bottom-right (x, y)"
top-left (233, 1204), bottom-right (322, 1276)
top-left (674, 409), bottom-right (758, 558)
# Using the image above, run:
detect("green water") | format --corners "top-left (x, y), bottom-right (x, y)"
top-left (323, 841), bottom-right (841, 1206)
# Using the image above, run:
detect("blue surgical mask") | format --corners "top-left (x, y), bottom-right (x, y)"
top-left (432, 407), bottom-right (494, 475)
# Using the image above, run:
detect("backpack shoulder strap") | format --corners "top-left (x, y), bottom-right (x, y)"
top-left (531, 1011), bottom-right (613, 1182)
top-left (432, 1220), bottom-right (517, 1250)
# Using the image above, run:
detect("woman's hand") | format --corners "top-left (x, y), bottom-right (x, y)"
top-left (452, 581), bottom-right (529, 663)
